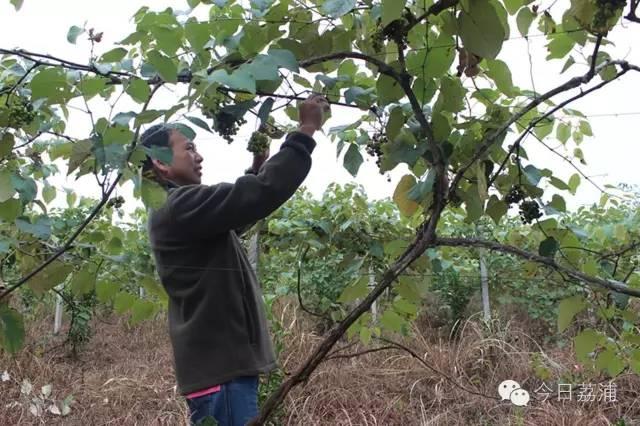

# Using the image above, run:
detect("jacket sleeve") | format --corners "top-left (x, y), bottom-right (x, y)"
top-left (168, 131), bottom-right (315, 240)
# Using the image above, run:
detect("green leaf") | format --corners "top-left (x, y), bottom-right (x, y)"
top-left (549, 194), bottom-right (566, 212)
top-left (343, 144), bottom-right (363, 177)
top-left (0, 133), bottom-right (14, 159)
top-left (130, 299), bottom-right (156, 324)
top-left (435, 76), bottom-right (465, 113)
top-left (394, 299), bottom-right (418, 316)
top-left (150, 25), bottom-right (183, 56)
top-left (408, 169), bottom-right (435, 203)
top-left (67, 139), bottom-right (93, 175)
top-left (568, 173), bottom-right (580, 194)
top-left (28, 260), bottom-right (73, 295)
top-left (485, 59), bottom-right (516, 96)
top-left (186, 115), bottom-right (212, 132)
top-left (523, 164), bottom-right (542, 186)
top-left (579, 120), bottom-right (593, 136)
top-left (409, 35), bottom-right (456, 79)
top-left (322, 0), bottom-right (356, 18)
top-left (376, 74), bottom-right (404, 106)
top-left (393, 175), bottom-right (420, 217)
top-left (99, 47), bottom-right (128, 63)
top-left (0, 170), bottom-right (16, 202)
top-left (96, 281), bottom-right (118, 303)
top-left (458, 0), bottom-right (506, 59)
top-left (70, 265), bottom-right (97, 296)
top-left (359, 327), bottom-right (372, 345)
top-left (147, 50), bottom-right (178, 83)
top-left (42, 184), bottom-right (56, 204)
top-left (546, 34), bottom-right (575, 60)
top-left (386, 107), bottom-right (404, 140)
top-left (114, 292), bottom-right (136, 314)
top-left (558, 295), bottom-right (587, 332)
top-left (538, 236), bottom-right (559, 257)
top-left (0, 305), bottom-right (24, 354)
top-left (503, 0), bottom-right (523, 15)
top-left (556, 123), bottom-right (571, 143)
top-left (10, 0), bottom-right (24, 11)
top-left (574, 329), bottom-right (601, 361)
top-left (134, 110), bottom-right (164, 127)
top-left (338, 276), bottom-right (368, 303)
top-left (381, 0), bottom-right (406, 26)
top-left (0, 199), bottom-right (21, 222)
top-left (30, 68), bottom-right (71, 103)
top-left (595, 349), bottom-right (625, 377)
top-left (185, 21), bottom-right (211, 51)
top-left (79, 77), bottom-right (108, 100)
top-left (126, 79), bottom-right (151, 104)
top-left (516, 6), bottom-right (535, 36)
top-left (208, 69), bottom-right (256, 93)
top-left (16, 216), bottom-right (51, 239)
top-left (11, 174), bottom-right (36, 203)
top-left (141, 178), bottom-right (167, 209)
top-left (67, 25), bottom-right (84, 44)
top-left (486, 195), bottom-right (508, 224)
top-left (380, 309), bottom-right (404, 332)
top-left (267, 49), bottom-right (299, 73)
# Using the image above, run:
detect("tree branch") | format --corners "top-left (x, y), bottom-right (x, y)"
top-left (487, 65), bottom-right (630, 188)
top-left (409, 0), bottom-right (460, 32)
top-left (377, 337), bottom-right (499, 400)
top-left (436, 237), bottom-right (640, 298)
top-left (626, 0), bottom-right (640, 23)
top-left (0, 84), bottom-right (162, 302)
top-left (450, 59), bottom-right (639, 199)
top-left (251, 208), bottom-right (443, 424)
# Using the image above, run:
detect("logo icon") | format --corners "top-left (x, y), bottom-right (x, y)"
top-left (498, 380), bottom-right (530, 406)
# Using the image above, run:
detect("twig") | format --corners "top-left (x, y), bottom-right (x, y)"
top-left (453, 59), bottom-right (640, 198)
top-left (251, 211), bottom-right (441, 425)
top-left (324, 345), bottom-right (397, 361)
top-left (377, 336), bottom-right (500, 400)
top-left (487, 63), bottom-right (627, 190)
top-left (626, 0), bottom-right (640, 23)
top-left (436, 237), bottom-right (640, 297)
top-left (0, 84), bottom-right (162, 302)
top-left (296, 245), bottom-right (330, 320)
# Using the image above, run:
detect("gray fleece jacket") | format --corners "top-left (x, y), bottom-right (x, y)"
top-left (147, 131), bottom-right (316, 394)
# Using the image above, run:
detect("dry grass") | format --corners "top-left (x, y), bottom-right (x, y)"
top-left (1, 302), bottom-right (639, 425)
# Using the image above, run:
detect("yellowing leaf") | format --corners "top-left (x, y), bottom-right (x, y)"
top-left (393, 175), bottom-right (420, 217)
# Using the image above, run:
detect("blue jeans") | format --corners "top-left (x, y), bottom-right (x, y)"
top-left (187, 376), bottom-right (259, 426)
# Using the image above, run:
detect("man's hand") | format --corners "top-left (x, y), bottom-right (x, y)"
top-left (251, 148), bottom-right (269, 173)
top-left (298, 94), bottom-right (331, 137)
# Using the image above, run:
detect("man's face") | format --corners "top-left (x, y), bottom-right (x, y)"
top-left (155, 129), bottom-right (203, 186)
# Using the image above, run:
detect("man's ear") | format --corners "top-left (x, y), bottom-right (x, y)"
top-left (151, 158), bottom-right (171, 178)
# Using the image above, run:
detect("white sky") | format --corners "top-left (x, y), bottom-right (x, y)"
top-left (1, 0), bottom-right (639, 210)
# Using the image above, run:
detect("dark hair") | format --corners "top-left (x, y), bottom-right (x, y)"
top-left (140, 123), bottom-right (172, 173)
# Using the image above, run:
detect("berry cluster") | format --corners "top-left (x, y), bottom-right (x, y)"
top-left (504, 185), bottom-right (526, 205)
top-left (107, 196), bottom-right (125, 209)
top-left (593, 0), bottom-right (626, 32)
top-left (365, 133), bottom-right (387, 172)
top-left (199, 91), bottom-right (247, 144)
top-left (519, 200), bottom-right (543, 224)
top-left (247, 131), bottom-right (270, 154)
top-left (2, 97), bottom-right (36, 128)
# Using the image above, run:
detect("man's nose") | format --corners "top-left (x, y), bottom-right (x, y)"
top-left (195, 152), bottom-right (203, 163)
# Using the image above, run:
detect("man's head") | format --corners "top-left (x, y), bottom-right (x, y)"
top-left (141, 124), bottom-right (203, 186)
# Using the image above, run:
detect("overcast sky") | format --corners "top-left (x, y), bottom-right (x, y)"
top-left (1, 0), bottom-right (639, 209)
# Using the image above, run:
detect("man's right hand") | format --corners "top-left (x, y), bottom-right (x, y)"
top-left (297, 94), bottom-right (330, 137)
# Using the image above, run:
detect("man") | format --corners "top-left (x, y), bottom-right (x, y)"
top-left (143, 94), bottom-right (330, 425)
